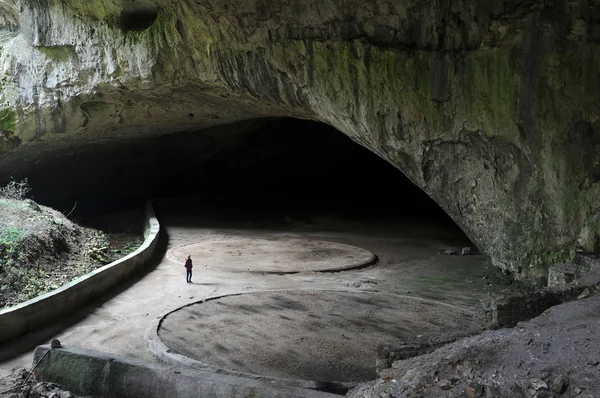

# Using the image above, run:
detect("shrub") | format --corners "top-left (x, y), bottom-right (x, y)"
top-left (0, 179), bottom-right (31, 200)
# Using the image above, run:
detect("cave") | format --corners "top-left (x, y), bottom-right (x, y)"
top-left (0, 0), bottom-right (597, 277)
top-left (12, 117), bottom-right (466, 240)
top-left (0, 0), bottom-right (599, 396)
top-left (1, 118), bottom-right (491, 392)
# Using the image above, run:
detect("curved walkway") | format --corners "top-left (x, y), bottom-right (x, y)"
top-left (0, 203), bottom-right (506, 382)
top-left (0, 203), bottom-right (160, 344)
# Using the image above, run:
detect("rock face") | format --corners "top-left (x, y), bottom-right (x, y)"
top-left (0, 0), bottom-right (598, 280)
top-left (348, 293), bottom-right (600, 398)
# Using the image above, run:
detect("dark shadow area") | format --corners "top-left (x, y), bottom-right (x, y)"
top-left (3, 117), bottom-right (467, 241)
top-left (119, 9), bottom-right (159, 32)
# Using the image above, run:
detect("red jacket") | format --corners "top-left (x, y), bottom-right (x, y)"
top-left (184, 259), bottom-right (193, 269)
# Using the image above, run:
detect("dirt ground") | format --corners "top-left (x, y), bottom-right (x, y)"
top-left (167, 237), bottom-right (375, 273)
top-left (159, 290), bottom-right (476, 383)
top-left (0, 199), bottom-right (517, 394)
top-left (349, 290), bottom-right (600, 398)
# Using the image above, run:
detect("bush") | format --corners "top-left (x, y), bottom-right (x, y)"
top-left (0, 179), bottom-right (31, 200)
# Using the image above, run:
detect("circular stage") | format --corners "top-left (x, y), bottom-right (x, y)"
top-left (156, 290), bottom-right (474, 384)
top-left (167, 237), bottom-right (376, 273)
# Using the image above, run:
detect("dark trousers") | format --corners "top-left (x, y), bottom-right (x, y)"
top-left (186, 269), bottom-right (192, 283)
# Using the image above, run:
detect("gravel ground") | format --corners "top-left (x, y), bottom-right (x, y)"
top-left (348, 289), bottom-right (600, 398)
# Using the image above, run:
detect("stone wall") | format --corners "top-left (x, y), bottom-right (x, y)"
top-left (0, 0), bottom-right (598, 279)
top-left (480, 285), bottom-right (591, 329)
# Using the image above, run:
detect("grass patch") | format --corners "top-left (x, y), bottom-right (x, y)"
top-left (0, 226), bottom-right (27, 259)
top-left (0, 181), bottom-right (144, 308)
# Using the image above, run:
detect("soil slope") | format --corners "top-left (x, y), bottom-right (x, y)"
top-left (0, 198), bottom-right (140, 308)
top-left (349, 290), bottom-right (600, 398)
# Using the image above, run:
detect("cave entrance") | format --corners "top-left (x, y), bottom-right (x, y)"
top-left (8, 117), bottom-right (503, 390)
top-left (18, 117), bottom-right (474, 249)
top-left (151, 117), bottom-right (469, 240)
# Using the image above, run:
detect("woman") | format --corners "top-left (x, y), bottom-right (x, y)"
top-left (184, 255), bottom-right (193, 283)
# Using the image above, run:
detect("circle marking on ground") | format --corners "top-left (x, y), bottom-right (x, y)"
top-left (167, 237), bottom-right (376, 273)
top-left (156, 290), bottom-right (475, 384)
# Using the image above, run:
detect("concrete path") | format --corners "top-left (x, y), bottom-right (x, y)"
top-left (0, 202), bottom-right (513, 384)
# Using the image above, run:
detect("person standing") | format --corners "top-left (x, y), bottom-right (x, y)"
top-left (184, 255), bottom-right (193, 283)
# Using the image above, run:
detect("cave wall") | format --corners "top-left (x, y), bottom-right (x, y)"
top-left (0, 0), bottom-right (599, 280)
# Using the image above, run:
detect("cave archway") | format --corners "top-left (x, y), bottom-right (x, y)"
top-left (0, 117), bottom-right (496, 388)
top-left (11, 117), bottom-right (473, 251)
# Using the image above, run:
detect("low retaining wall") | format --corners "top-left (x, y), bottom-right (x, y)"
top-left (375, 327), bottom-right (483, 375)
top-left (0, 202), bottom-right (161, 344)
top-left (145, 293), bottom-right (357, 394)
top-left (32, 345), bottom-right (337, 398)
top-left (480, 285), bottom-right (589, 329)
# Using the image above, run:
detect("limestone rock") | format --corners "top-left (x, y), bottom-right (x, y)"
top-left (465, 382), bottom-right (484, 397)
top-left (485, 386), bottom-right (502, 398)
top-left (437, 379), bottom-right (452, 390)
top-left (577, 288), bottom-right (591, 300)
top-left (442, 249), bottom-right (458, 255)
top-left (529, 378), bottom-right (548, 391)
top-left (548, 263), bottom-right (582, 287)
top-left (553, 374), bottom-right (569, 394)
top-left (0, 0), bottom-right (597, 281)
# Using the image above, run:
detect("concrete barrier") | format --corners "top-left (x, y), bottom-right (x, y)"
top-left (0, 202), bottom-right (161, 344)
top-left (33, 345), bottom-right (337, 398)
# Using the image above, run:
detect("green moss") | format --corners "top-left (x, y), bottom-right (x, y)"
top-left (0, 225), bottom-right (25, 248)
top-left (39, 46), bottom-right (75, 63)
top-left (415, 53), bottom-right (432, 96)
top-left (487, 49), bottom-right (511, 127)
top-left (0, 109), bottom-right (15, 132)
top-left (463, 49), bottom-right (515, 134)
top-left (262, 39), bottom-right (455, 139)
top-left (80, 101), bottom-right (116, 117)
top-left (148, 10), bottom-right (181, 48)
top-left (66, 1), bottom-right (121, 21)
top-left (526, 248), bottom-right (574, 275)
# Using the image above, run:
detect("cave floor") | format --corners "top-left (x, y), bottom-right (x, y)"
top-left (0, 199), bottom-right (517, 387)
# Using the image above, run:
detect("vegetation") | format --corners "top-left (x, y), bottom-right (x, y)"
top-left (0, 180), bottom-right (143, 308)
top-left (0, 108), bottom-right (15, 132)
top-left (0, 178), bottom-right (31, 200)
top-left (38, 46), bottom-right (75, 63)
